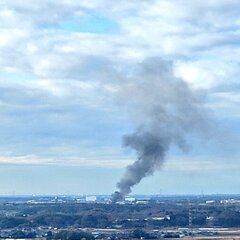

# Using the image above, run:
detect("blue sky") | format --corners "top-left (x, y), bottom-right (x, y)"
top-left (58, 15), bottom-right (118, 33)
top-left (0, 0), bottom-right (240, 195)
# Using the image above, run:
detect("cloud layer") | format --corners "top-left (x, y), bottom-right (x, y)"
top-left (0, 0), bottom-right (239, 168)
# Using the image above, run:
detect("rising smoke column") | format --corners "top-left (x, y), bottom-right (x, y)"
top-left (112, 58), bottom-right (210, 202)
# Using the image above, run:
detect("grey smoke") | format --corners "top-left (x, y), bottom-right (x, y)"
top-left (112, 58), bottom-right (210, 202)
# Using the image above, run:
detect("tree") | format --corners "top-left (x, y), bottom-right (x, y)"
top-left (53, 230), bottom-right (94, 240)
top-left (47, 231), bottom-right (53, 239)
top-left (131, 229), bottom-right (147, 239)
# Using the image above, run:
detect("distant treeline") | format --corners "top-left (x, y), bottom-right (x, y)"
top-left (0, 202), bottom-right (240, 229)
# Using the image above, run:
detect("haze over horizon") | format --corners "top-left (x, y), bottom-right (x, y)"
top-left (0, 0), bottom-right (240, 195)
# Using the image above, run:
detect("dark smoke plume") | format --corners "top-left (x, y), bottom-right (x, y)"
top-left (112, 58), bottom-right (210, 202)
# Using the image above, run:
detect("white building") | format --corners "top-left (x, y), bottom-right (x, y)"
top-left (85, 195), bottom-right (97, 202)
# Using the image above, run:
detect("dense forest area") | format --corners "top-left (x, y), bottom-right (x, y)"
top-left (0, 200), bottom-right (240, 230)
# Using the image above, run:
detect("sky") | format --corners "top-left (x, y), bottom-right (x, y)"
top-left (0, 0), bottom-right (240, 195)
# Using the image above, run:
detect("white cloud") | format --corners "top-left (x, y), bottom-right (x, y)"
top-left (0, 153), bottom-right (132, 168)
top-left (174, 60), bottom-right (240, 90)
top-left (164, 157), bottom-right (240, 172)
top-left (0, 153), bottom-right (238, 174)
